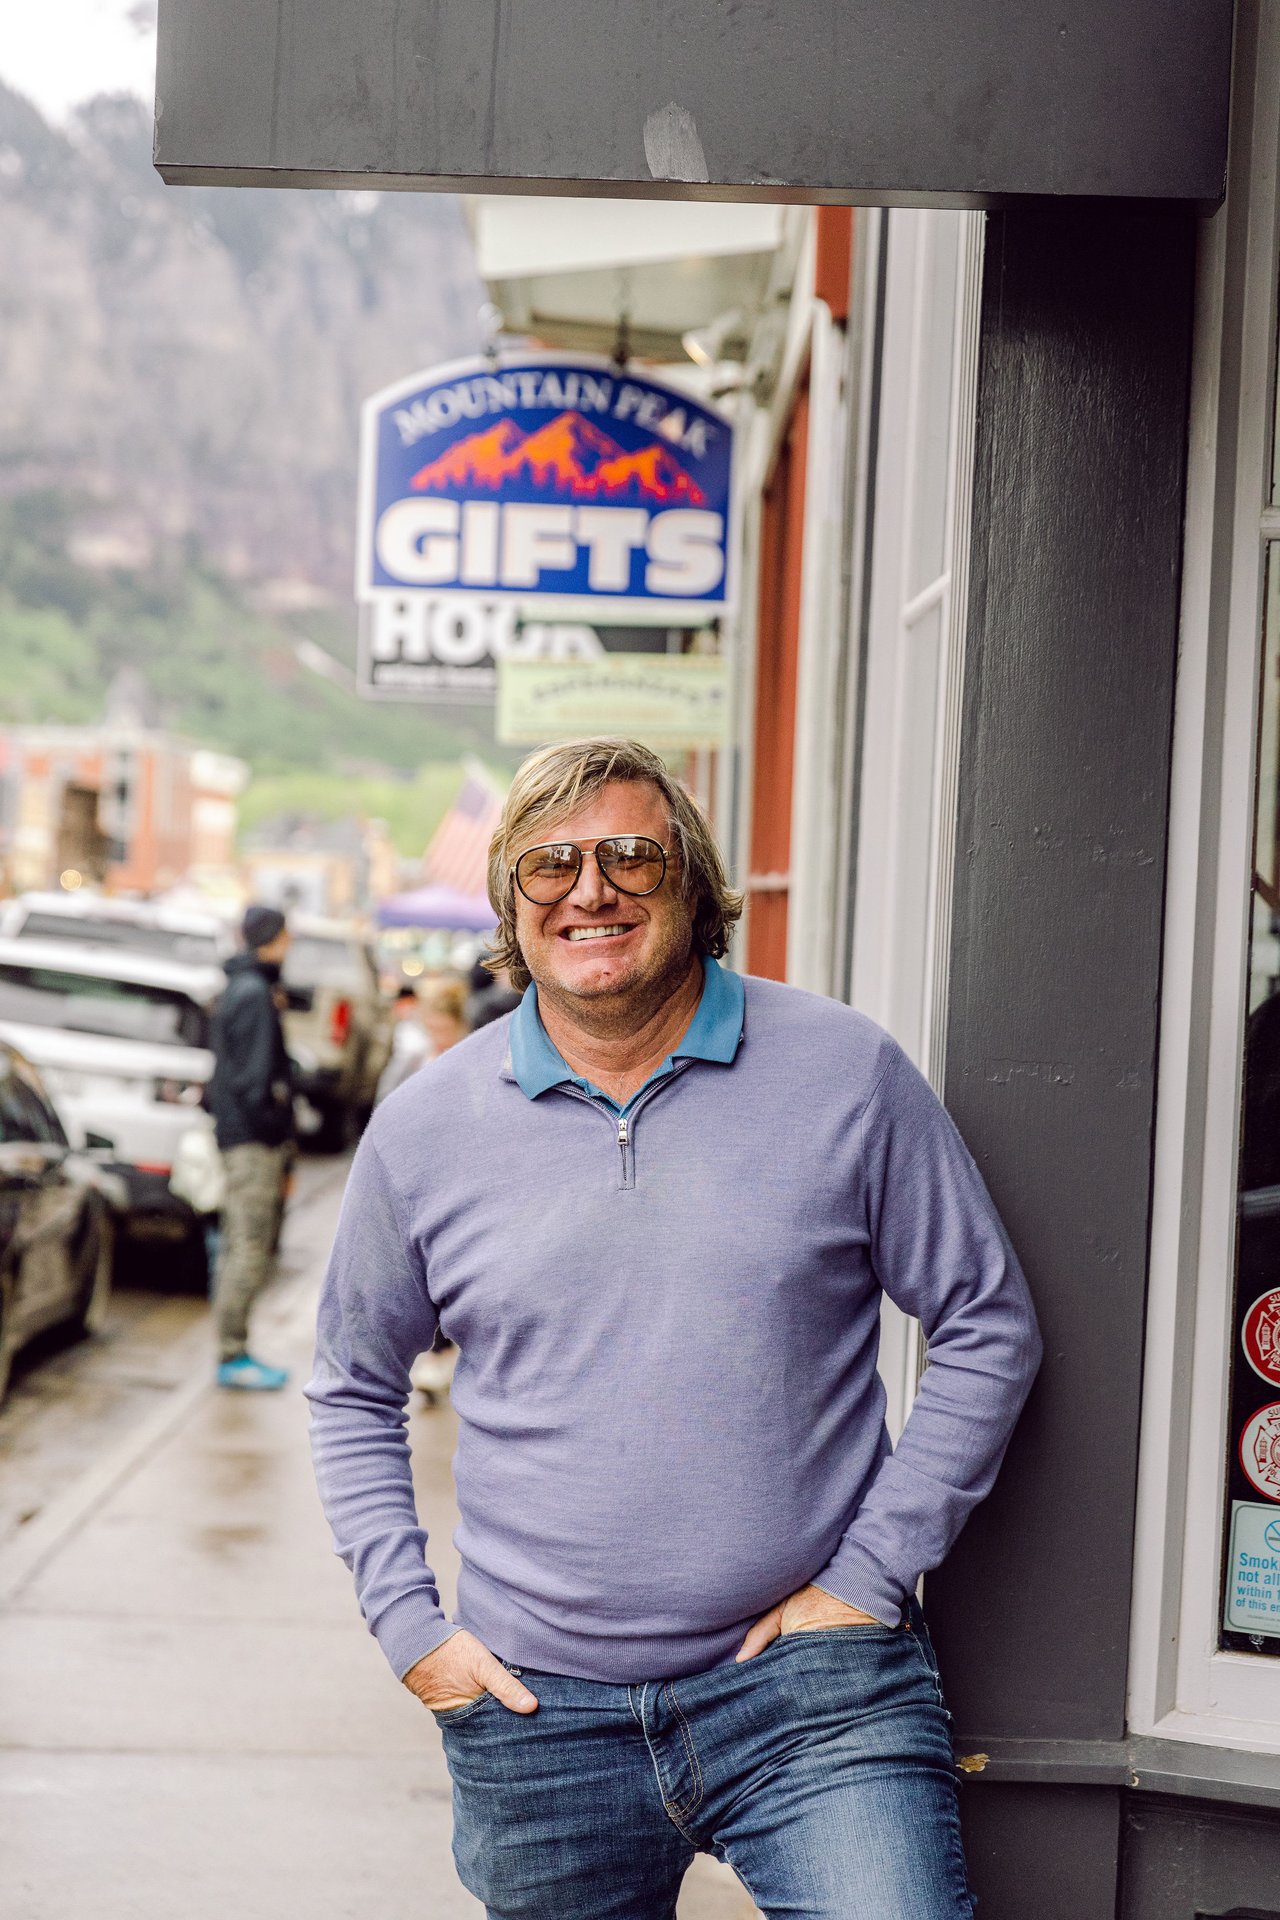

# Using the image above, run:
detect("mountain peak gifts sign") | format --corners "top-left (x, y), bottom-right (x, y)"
top-left (357, 354), bottom-right (735, 622)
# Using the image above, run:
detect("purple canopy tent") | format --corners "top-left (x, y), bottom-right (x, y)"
top-left (376, 884), bottom-right (497, 932)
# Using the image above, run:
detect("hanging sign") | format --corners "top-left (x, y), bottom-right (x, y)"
top-left (357, 354), bottom-right (735, 623)
top-left (496, 653), bottom-right (727, 748)
top-left (357, 599), bottom-right (608, 701)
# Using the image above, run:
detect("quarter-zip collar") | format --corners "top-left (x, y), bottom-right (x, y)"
top-left (505, 955), bottom-right (745, 1113)
top-left (556, 1063), bottom-right (695, 1188)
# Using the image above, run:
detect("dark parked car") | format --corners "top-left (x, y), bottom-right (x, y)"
top-left (0, 1043), bottom-right (121, 1408)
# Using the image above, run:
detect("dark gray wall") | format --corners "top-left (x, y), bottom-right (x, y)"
top-left (930, 201), bottom-right (1197, 1912)
top-left (960, 1785), bottom-right (1121, 1920)
top-left (153, 0), bottom-right (1232, 206)
top-left (1121, 1796), bottom-right (1280, 1918)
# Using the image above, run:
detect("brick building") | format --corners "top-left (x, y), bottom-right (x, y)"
top-left (0, 723), bottom-right (246, 897)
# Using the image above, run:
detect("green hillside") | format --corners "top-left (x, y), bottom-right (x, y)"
top-left (237, 765), bottom-right (474, 859)
top-left (0, 84), bottom-right (504, 861)
top-left (0, 491), bottom-right (506, 852)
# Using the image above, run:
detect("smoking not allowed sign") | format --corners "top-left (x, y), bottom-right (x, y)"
top-left (1225, 1501), bottom-right (1280, 1637)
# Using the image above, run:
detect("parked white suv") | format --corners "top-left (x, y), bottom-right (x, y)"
top-left (1, 891), bottom-right (234, 970)
top-left (0, 937), bottom-right (223, 1273)
top-left (282, 916), bottom-right (393, 1150)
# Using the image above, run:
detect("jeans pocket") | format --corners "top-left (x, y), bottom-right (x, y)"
top-left (431, 1690), bottom-right (493, 1725)
top-left (778, 1622), bottom-right (900, 1642)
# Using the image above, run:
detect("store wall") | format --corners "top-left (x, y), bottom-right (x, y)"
top-left (926, 201), bottom-right (1198, 1915)
top-left (1120, 1797), bottom-right (1280, 1917)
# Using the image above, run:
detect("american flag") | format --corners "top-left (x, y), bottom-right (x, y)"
top-left (423, 759), bottom-right (505, 897)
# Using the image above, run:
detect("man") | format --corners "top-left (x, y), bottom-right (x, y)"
top-left (208, 903), bottom-right (295, 1391)
top-left (308, 739), bottom-right (1041, 1919)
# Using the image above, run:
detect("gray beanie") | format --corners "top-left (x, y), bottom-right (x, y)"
top-left (242, 904), bottom-right (287, 951)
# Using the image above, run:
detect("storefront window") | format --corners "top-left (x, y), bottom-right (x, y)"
top-left (1226, 544), bottom-right (1280, 1650)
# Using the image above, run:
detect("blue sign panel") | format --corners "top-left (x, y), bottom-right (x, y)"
top-left (357, 354), bottom-right (735, 620)
top-left (1225, 1501), bottom-right (1280, 1639)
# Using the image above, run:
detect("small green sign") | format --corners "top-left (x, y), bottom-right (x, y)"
top-left (496, 653), bottom-right (727, 748)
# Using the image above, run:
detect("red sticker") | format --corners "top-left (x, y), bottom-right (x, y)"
top-left (1240, 1401), bottom-right (1280, 1502)
top-left (1242, 1288), bottom-right (1280, 1387)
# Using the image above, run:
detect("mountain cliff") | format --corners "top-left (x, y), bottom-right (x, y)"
top-left (0, 82), bottom-right (494, 779)
top-left (0, 84), bottom-right (482, 593)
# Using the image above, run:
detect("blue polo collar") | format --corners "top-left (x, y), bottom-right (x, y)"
top-left (508, 955), bottom-right (745, 1111)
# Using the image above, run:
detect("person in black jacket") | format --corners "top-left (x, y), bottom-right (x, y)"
top-left (464, 956), bottom-right (521, 1031)
top-left (208, 905), bottom-right (295, 1390)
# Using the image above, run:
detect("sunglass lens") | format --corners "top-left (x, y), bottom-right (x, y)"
top-left (597, 838), bottom-right (666, 895)
top-left (516, 844), bottom-right (581, 902)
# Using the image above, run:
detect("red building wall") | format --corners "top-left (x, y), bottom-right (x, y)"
top-left (745, 382), bottom-right (808, 981)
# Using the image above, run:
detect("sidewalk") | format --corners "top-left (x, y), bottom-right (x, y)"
top-left (0, 1166), bottom-right (753, 1919)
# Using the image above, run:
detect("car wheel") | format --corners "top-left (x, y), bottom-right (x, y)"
top-left (69, 1209), bottom-right (114, 1339)
top-left (174, 1222), bottom-right (212, 1296)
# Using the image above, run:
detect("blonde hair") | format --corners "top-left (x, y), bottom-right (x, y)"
top-left (486, 739), bottom-right (743, 993)
top-left (418, 973), bottom-right (468, 1023)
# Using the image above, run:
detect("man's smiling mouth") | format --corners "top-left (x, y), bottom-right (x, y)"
top-left (563, 925), bottom-right (633, 942)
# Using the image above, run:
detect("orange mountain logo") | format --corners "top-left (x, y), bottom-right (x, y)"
top-left (409, 411), bottom-right (708, 507)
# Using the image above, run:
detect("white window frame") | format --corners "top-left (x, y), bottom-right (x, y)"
top-left (1128, 0), bottom-right (1280, 1753)
top-left (785, 294), bottom-right (854, 993)
top-left (723, 206), bottom-right (983, 1440)
top-left (846, 207), bottom-right (985, 1438)
top-left (846, 208), bottom-right (983, 1088)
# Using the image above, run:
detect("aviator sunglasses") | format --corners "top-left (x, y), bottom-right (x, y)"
top-left (512, 835), bottom-right (670, 905)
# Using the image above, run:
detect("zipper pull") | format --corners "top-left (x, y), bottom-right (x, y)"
top-left (617, 1116), bottom-right (628, 1149)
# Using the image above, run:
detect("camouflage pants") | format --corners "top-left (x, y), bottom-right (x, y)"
top-left (214, 1142), bottom-right (289, 1361)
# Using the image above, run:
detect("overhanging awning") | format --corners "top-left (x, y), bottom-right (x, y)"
top-left (376, 885), bottom-right (497, 933)
top-left (468, 197), bottom-right (784, 360)
top-left (153, 1), bottom-right (1232, 208)
top-left (469, 197), bottom-right (784, 361)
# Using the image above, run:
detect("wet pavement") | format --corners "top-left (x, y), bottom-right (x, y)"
top-left (0, 1152), bottom-right (754, 1918)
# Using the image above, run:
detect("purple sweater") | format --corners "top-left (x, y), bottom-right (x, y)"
top-left (306, 975), bottom-right (1041, 1684)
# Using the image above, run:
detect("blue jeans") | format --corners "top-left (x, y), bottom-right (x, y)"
top-left (434, 1610), bottom-right (974, 1919)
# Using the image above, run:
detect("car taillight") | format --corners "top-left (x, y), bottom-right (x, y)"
top-left (329, 998), bottom-right (352, 1047)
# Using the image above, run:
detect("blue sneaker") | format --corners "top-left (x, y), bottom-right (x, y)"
top-left (217, 1354), bottom-right (289, 1391)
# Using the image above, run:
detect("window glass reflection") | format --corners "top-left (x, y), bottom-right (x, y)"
top-left (1227, 544), bottom-right (1280, 1651)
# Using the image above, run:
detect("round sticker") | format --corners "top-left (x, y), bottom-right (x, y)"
top-left (1240, 1401), bottom-right (1280, 1501)
top-left (1242, 1287), bottom-right (1280, 1387)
